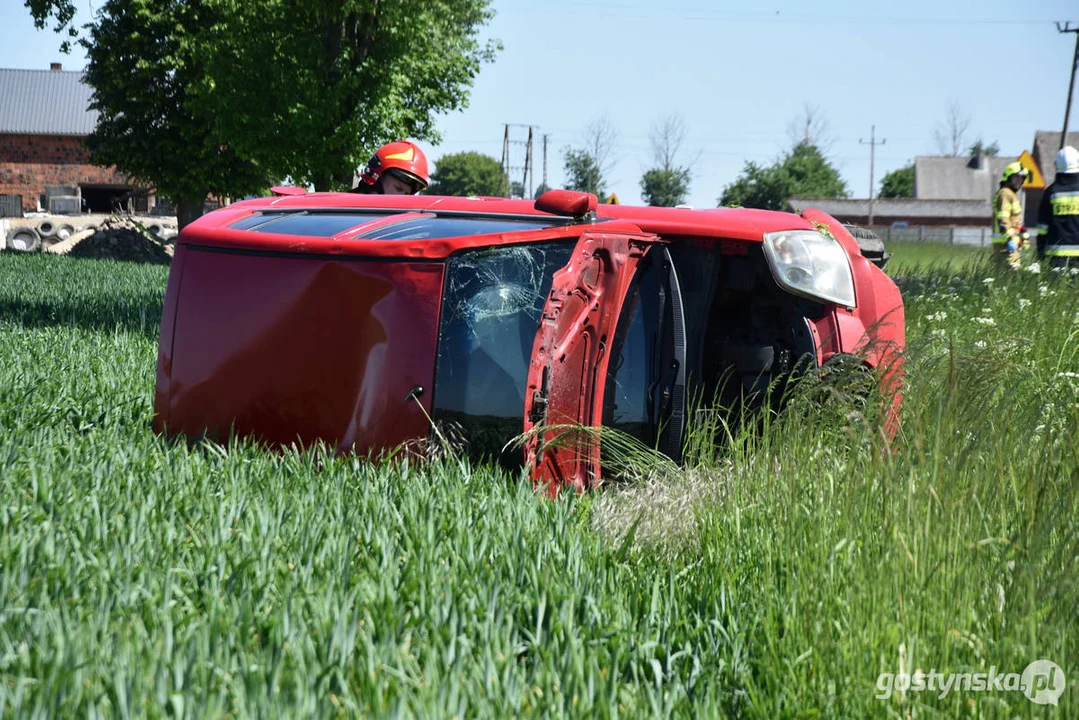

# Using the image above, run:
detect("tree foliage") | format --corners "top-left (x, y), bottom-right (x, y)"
top-left (639, 115), bottom-right (692, 207)
top-left (968, 139), bottom-right (1000, 157)
top-left (60, 0), bottom-right (498, 227)
top-left (879, 163), bottom-right (914, 198)
top-left (640, 168), bottom-right (690, 207)
top-left (24, 0), bottom-right (78, 52)
top-left (718, 142), bottom-right (848, 210)
top-left (563, 149), bottom-right (605, 197)
top-left (426, 151), bottom-right (506, 196)
top-left (533, 182), bottom-right (550, 200)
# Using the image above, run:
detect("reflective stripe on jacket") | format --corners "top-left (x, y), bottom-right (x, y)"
top-left (1036, 174), bottom-right (1079, 256)
top-left (992, 186), bottom-right (1022, 243)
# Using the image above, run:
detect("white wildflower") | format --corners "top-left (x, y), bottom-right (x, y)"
top-left (1039, 284), bottom-right (1050, 296)
top-left (982, 277), bottom-right (995, 285)
top-left (1018, 298), bottom-right (1031, 309)
top-left (1071, 267), bottom-right (1079, 277)
top-left (974, 340), bottom-right (987, 350)
top-left (974, 317), bottom-right (996, 326)
top-left (1025, 262), bottom-right (1041, 274)
top-left (926, 311), bottom-right (948, 322)
top-left (1058, 372), bottom-right (1079, 380)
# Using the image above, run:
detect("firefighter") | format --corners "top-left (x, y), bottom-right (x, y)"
top-left (350, 140), bottom-right (429, 195)
top-left (992, 161), bottom-right (1030, 269)
top-left (1036, 146), bottom-right (1079, 270)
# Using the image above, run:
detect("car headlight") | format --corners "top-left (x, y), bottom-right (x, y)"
top-left (762, 230), bottom-right (856, 307)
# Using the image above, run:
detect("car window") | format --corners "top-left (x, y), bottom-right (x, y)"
top-left (230, 212), bottom-right (562, 239)
top-left (358, 216), bottom-right (560, 240)
top-left (432, 240), bottom-right (575, 463)
top-left (604, 260), bottom-right (660, 441)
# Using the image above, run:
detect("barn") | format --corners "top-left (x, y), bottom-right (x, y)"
top-left (0, 64), bottom-right (151, 216)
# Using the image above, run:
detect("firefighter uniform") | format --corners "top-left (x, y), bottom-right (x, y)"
top-left (992, 162), bottom-right (1029, 269)
top-left (1037, 146), bottom-right (1079, 269)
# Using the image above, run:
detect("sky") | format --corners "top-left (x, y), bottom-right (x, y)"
top-left (1, 0), bottom-right (1077, 207)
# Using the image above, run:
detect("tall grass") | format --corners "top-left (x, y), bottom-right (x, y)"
top-left (1, 250), bottom-right (1075, 717)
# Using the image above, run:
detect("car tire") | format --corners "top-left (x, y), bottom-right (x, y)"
top-left (844, 224), bottom-right (890, 269)
top-left (7, 227), bottom-right (41, 252)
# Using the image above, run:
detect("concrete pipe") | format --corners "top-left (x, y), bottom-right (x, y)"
top-left (7, 227), bottom-right (41, 252)
top-left (147, 223), bottom-right (164, 237)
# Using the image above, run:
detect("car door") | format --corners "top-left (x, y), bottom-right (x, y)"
top-left (523, 231), bottom-right (684, 494)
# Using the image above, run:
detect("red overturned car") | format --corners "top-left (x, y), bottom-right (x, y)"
top-left (153, 189), bottom-right (904, 492)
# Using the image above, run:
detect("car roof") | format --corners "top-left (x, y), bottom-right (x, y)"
top-left (219, 192), bottom-right (819, 243)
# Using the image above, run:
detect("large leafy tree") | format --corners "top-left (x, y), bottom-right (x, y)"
top-left (425, 151), bottom-right (506, 196)
top-left (718, 142), bottom-right (848, 210)
top-left (33, 0), bottom-right (497, 227)
top-left (879, 163), bottom-right (914, 198)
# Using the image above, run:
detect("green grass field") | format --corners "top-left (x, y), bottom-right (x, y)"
top-left (1, 247), bottom-right (1076, 717)
top-left (883, 240), bottom-right (987, 274)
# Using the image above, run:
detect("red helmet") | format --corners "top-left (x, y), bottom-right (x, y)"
top-left (358, 140), bottom-right (429, 193)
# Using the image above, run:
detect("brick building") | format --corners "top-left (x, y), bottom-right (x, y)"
top-left (0, 65), bottom-right (145, 214)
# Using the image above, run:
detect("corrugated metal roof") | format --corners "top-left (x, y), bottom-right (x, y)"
top-left (788, 197), bottom-right (990, 219)
top-left (0, 68), bottom-right (97, 135)
top-left (913, 155), bottom-right (1012, 200)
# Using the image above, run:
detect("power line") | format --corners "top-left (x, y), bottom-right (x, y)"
top-left (507, 4), bottom-right (1060, 27)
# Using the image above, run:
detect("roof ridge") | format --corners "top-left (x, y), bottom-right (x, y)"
top-left (0, 67), bottom-right (85, 74)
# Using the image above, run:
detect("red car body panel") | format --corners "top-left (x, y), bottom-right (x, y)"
top-left (155, 245), bottom-right (444, 452)
top-left (154, 191), bottom-right (906, 489)
top-left (522, 232), bottom-right (653, 495)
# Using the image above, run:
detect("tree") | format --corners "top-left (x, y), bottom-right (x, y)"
top-left (562, 115), bottom-right (617, 197)
top-left (879, 163), bottom-right (914, 198)
top-left (967, 139), bottom-right (1001, 156)
top-left (639, 115), bottom-right (692, 207)
top-left (785, 103), bottom-right (834, 152)
top-left (426, 151), bottom-right (506, 196)
top-left (24, 0), bottom-right (77, 52)
top-left (563, 149), bottom-right (605, 197)
top-left (640, 168), bottom-right (690, 207)
top-left (718, 142), bottom-right (849, 210)
top-left (934, 100), bottom-right (972, 156)
top-left (54, 0), bottom-right (498, 227)
top-left (533, 182), bottom-right (550, 199)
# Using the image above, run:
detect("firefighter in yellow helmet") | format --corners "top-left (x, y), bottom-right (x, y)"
top-left (991, 161), bottom-right (1030, 269)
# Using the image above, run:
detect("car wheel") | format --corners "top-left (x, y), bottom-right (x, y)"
top-left (844, 224), bottom-right (890, 269)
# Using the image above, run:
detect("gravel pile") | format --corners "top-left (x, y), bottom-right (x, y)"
top-left (66, 218), bottom-right (173, 265)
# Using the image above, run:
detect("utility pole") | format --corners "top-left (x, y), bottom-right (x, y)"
top-left (859, 125), bottom-right (886, 227)
top-left (523, 127), bottom-right (533, 199)
top-left (1058, 22), bottom-right (1079, 149)
top-left (500, 124), bottom-right (510, 197)
top-left (543, 134), bottom-right (549, 191)
top-left (501, 124), bottom-right (539, 198)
